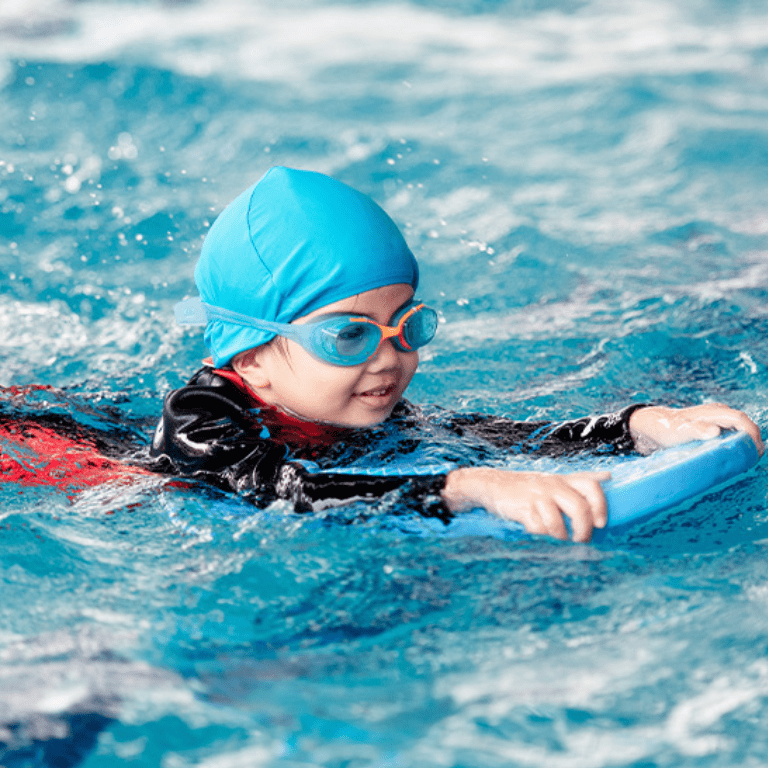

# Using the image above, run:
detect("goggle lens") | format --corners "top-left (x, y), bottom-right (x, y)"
top-left (395, 305), bottom-right (439, 352)
top-left (336, 322), bottom-right (377, 357)
top-left (313, 318), bottom-right (380, 365)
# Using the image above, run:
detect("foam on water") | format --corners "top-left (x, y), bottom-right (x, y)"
top-left (3, 1), bottom-right (768, 86)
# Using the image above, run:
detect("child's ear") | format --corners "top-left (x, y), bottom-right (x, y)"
top-left (232, 348), bottom-right (271, 388)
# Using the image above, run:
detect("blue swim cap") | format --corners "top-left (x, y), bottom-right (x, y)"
top-left (193, 167), bottom-right (419, 367)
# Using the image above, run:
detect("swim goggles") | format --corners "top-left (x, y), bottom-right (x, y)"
top-left (175, 297), bottom-right (439, 367)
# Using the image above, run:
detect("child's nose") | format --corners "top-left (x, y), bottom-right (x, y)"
top-left (367, 337), bottom-right (401, 370)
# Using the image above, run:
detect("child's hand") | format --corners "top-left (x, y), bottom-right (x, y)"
top-left (442, 467), bottom-right (610, 542)
top-left (629, 404), bottom-right (764, 456)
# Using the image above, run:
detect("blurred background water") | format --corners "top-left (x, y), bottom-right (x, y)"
top-left (2, 0), bottom-right (768, 765)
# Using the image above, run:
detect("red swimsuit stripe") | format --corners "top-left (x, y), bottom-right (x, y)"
top-left (0, 422), bottom-right (149, 492)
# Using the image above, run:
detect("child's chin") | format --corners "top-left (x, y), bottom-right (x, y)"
top-left (338, 404), bottom-right (397, 429)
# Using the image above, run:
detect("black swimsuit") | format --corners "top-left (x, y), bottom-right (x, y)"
top-left (149, 367), bottom-right (646, 519)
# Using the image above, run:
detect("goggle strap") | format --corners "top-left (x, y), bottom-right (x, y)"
top-left (174, 296), bottom-right (209, 326)
top-left (203, 303), bottom-right (284, 331)
top-left (174, 297), bottom-right (288, 335)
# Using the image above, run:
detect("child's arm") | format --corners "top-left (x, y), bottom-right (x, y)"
top-left (441, 403), bottom-right (763, 542)
top-left (441, 404), bottom-right (646, 456)
top-left (628, 404), bottom-right (764, 456)
top-left (441, 467), bottom-right (609, 542)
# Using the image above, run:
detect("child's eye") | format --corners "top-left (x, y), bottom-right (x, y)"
top-left (339, 324), bottom-right (365, 339)
top-left (338, 324), bottom-right (366, 341)
top-left (336, 324), bottom-right (370, 354)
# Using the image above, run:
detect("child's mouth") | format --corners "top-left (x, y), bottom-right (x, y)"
top-left (355, 383), bottom-right (397, 400)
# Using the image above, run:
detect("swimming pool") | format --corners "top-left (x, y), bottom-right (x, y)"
top-left (2, 0), bottom-right (768, 765)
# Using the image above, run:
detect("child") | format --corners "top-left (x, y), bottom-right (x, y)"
top-left (151, 166), bottom-right (763, 542)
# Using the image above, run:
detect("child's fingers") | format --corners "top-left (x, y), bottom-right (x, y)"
top-left (524, 473), bottom-right (609, 542)
top-left (531, 497), bottom-right (570, 541)
top-left (548, 477), bottom-right (605, 542)
top-left (565, 472), bottom-right (610, 530)
top-left (672, 404), bottom-right (764, 456)
top-left (697, 405), bottom-right (764, 455)
top-left (631, 404), bottom-right (764, 456)
top-left (443, 468), bottom-right (610, 542)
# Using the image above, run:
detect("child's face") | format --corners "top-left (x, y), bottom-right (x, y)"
top-left (234, 283), bottom-right (421, 427)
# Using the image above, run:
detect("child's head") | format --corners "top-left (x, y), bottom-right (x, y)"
top-left (233, 282), bottom-right (422, 426)
top-left (181, 167), bottom-right (436, 427)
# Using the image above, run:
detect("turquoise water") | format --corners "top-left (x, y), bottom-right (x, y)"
top-left (3, 0), bottom-right (768, 765)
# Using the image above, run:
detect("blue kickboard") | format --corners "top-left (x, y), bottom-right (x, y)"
top-left (426, 431), bottom-right (760, 540)
top-left (597, 430), bottom-right (760, 534)
top-left (296, 431), bottom-right (761, 540)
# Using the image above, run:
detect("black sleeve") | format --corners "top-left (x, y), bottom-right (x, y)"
top-left (439, 404), bottom-right (648, 456)
top-left (273, 463), bottom-right (450, 520)
top-left (149, 369), bottom-right (450, 517)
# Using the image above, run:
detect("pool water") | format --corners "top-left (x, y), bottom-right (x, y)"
top-left (2, 0), bottom-right (768, 765)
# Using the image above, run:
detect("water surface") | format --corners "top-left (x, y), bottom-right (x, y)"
top-left (2, 1), bottom-right (768, 765)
